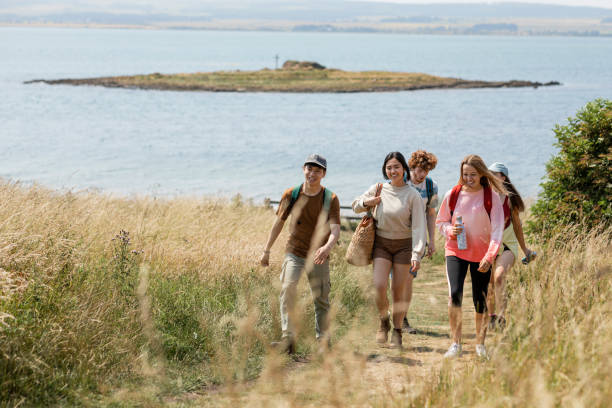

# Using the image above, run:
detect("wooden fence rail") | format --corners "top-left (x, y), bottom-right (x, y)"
top-left (266, 199), bottom-right (363, 221)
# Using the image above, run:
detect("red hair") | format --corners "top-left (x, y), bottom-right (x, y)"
top-left (408, 150), bottom-right (438, 172)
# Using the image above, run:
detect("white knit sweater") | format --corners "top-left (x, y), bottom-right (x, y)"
top-left (352, 183), bottom-right (427, 261)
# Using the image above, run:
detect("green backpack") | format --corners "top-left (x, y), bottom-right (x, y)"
top-left (286, 184), bottom-right (333, 215)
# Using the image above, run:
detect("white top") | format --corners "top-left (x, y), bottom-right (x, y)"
top-left (352, 183), bottom-right (427, 261)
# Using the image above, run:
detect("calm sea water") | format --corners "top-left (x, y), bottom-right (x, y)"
top-left (1, 27), bottom-right (611, 205)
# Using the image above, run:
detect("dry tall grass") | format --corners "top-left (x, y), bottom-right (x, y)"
top-left (417, 226), bottom-right (612, 407)
top-left (1, 181), bottom-right (610, 407)
top-left (0, 182), bottom-right (292, 405)
top-left (0, 182), bottom-right (284, 281)
top-left (204, 225), bottom-right (612, 407)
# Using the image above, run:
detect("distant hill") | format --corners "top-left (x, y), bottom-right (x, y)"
top-left (0, 12), bottom-right (211, 25)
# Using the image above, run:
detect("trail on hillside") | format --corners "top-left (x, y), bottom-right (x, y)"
top-left (172, 261), bottom-right (492, 407)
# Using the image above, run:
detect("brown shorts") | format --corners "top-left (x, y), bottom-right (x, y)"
top-left (373, 235), bottom-right (413, 265)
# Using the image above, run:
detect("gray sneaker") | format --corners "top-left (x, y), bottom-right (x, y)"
top-left (444, 342), bottom-right (462, 358)
top-left (475, 344), bottom-right (488, 359)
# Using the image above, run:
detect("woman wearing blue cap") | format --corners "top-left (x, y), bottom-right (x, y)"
top-left (486, 162), bottom-right (536, 329)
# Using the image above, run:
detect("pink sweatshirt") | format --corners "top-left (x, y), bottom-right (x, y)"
top-left (436, 187), bottom-right (504, 263)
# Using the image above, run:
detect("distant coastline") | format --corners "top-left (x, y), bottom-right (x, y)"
top-left (1, 21), bottom-right (610, 37)
top-left (25, 60), bottom-right (561, 93)
top-left (2, 1), bottom-right (612, 37)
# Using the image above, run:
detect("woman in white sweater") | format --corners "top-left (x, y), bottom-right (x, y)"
top-left (352, 152), bottom-right (427, 349)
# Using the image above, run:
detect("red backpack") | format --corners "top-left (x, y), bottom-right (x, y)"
top-left (448, 184), bottom-right (511, 229)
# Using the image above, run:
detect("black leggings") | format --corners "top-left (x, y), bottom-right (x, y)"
top-left (446, 256), bottom-right (491, 313)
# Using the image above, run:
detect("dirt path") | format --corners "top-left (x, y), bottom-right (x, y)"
top-left (181, 261), bottom-right (489, 407)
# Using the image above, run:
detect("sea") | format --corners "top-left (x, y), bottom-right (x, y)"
top-left (1, 27), bottom-right (611, 207)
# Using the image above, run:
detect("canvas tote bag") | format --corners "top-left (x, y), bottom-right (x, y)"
top-left (345, 183), bottom-right (382, 266)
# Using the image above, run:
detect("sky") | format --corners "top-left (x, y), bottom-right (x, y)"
top-left (2, 0), bottom-right (611, 14)
top-left (364, 0), bottom-right (612, 7)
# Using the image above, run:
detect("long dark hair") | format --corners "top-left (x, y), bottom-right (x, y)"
top-left (382, 151), bottom-right (410, 181)
top-left (502, 174), bottom-right (525, 212)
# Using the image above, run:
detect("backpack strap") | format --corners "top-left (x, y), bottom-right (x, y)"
top-left (483, 185), bottom-right (492, 218)
top-left (287, 183), bottom-right (334, 218)
top-left (425, 177), bottom-right (433, 207)
top-left (322, 188), bottom-right (333, 214)
top-left (503, 196), bottom-right (512, 229)
top-left (448, 184), bottom-right (463, 217)
top-left (286, 184), bottom-right (303, 215)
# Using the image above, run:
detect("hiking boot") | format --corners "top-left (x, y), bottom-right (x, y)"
top-left (270, 338), bottom-right (295, 355)
top-left (402, 317), bottom-right (417, 334)
top-left (376, 315), bottom-right (391, 344)
top-left (444, 342), bottom-right (462, 358)
top-left (488, 314), bottom-right (497, 330)
top-left (390, 328), bottom-right (403, 349)
top-left (475, 344), bottom-right (488, 359)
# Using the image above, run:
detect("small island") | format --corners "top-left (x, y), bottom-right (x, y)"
top-left (25, 60), bottom-right (560, 93)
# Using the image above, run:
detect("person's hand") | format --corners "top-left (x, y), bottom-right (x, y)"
top-left (450, 223), bottom-right (463, 239)
top-left (526, 249), bottom-right (536, 260)
top-left (364, 196), bottom-right (381, 207)
top-left (314, 245), bottom-right (331, 264)
top-left (427, 244), bottom-right (436, 258)
top-left (478, 258), bottom-right (491, 272)
top-left (411, 260), bottom-right (420, 273)
top-left (260, 250), bottom-right (270, 267)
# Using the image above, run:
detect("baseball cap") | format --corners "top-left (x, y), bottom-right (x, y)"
top-left (488, 162), bottom-right (509, 178)
top-left (304, 154), bottom-right (327, 170)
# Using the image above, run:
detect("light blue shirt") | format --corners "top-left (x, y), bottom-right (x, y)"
top-left (408, 178), bottom-right (439, 210)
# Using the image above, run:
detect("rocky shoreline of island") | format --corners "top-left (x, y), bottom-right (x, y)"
top-left (25, 60), bottom-right (560, 93)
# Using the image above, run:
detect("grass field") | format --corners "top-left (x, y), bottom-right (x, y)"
top-left (0, 182), bottom-right (610, 406)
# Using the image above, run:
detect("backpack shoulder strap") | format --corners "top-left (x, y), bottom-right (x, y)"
top-left (288, 184), bottom-right (334, 217)
top-left (286, 184), bottom-right (303, 215)
top-left (448, 184), bottom-right (462, 217)
top-left (483, 185), bottom-right (492, 219)
top-left (425, 177), bottom-right (433, 207)
top-left (323, 187), bottom-right (333, 214)
top-left (503, 196), bottom-right (512, 229)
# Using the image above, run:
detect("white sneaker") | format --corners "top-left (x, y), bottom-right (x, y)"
top-left (444, 343), bottom-right (462, 358)
top-left (475, 344), bottom-right (488, 359)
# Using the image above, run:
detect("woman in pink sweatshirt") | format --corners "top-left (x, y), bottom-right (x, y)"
top-left (436, 154), bottom-right (506, 359)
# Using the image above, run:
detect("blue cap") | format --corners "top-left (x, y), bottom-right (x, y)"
top-left (488, 162), bottom-right (509, 178)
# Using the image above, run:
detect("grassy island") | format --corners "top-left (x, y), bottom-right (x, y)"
top-left (25, 60), bottom-right (560, 93)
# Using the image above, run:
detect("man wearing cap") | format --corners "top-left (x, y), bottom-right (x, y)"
top-left (260, 154), bottom-right (341, 354)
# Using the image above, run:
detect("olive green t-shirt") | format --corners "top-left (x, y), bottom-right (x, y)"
top-left (277, 186), bottom-right (341, 258)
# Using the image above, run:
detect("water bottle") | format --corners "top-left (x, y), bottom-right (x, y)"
top-left (456, 216), bottom-right (467, 250)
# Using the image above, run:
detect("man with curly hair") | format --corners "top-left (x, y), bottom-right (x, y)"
top-left (402, 150), bottom-right (439, 334)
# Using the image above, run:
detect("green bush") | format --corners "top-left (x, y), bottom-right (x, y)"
top-left (528, 98), bottom-right (612, 236)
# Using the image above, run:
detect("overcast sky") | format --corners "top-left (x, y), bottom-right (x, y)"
top-left (365, 0), bottom-right (612, 8)
top-left (2, 0), bottom-right (611, 14)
